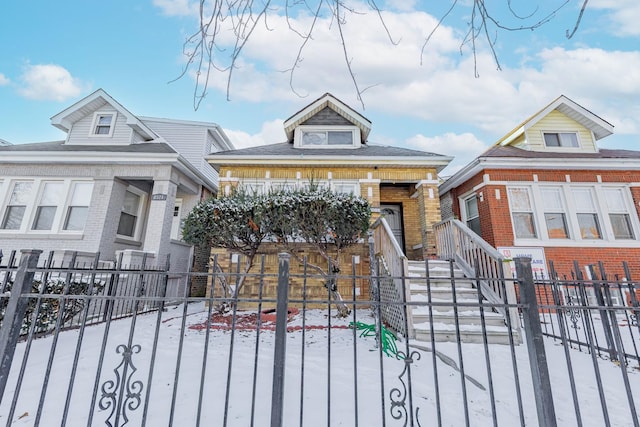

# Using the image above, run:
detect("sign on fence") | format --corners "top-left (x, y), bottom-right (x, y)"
top-left (498, 246), bottom-right (549, 279)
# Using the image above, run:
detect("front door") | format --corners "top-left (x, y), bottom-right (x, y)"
top-left (380, 204), bottom-right (404, 253)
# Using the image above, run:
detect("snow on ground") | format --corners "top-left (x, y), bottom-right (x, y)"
top-left (1, 303), bottom-right (638, 426)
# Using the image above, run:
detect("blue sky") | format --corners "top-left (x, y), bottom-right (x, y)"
top-left (1, 1), bottom-right (638, 175)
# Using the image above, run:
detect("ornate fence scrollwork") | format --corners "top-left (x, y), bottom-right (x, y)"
top-left (99, 344), bottom-right (143, 427)
top-left (565, 294), bottom-right (582, 330)
top-left (389, 350), bottom-right (422, 427)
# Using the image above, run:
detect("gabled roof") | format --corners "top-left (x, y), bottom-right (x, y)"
top-left (496, 95), bottom-right (614, 146)
top-left (207, 142), bottom-right (453, 172)
top-left (283, 93), bottom-right (372, 143)
top-left (50, 88), bottom-right (158, 141)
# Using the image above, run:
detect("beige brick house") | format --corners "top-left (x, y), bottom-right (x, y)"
top-left (206, 93), bottom-right (452, 300)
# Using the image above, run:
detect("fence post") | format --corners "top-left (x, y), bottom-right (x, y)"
top-left (0, 249), bottom-right (42, 401)
top-left (515, 256), bottom-right (557, 427)
top-left (271, 253), bottom-right (290, 427)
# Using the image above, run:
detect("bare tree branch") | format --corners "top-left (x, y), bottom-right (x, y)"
top-left (173, 1), bottom-right (590, 110)
top-left (566, 0), bottom-right (589, 39)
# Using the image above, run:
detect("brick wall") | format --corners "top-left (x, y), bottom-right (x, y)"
top-left (208, 243), bottom-right (371, 310)
top-left (445, 167), bottom-right (640, 278)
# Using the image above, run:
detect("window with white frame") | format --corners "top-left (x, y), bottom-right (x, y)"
top-left (332, 181), bottom-right (359, 195)
top-left (242, 182), bottom-right (266, 195)
top-left (32, 182), bottom-right (65, 230)
top-left (0, 179), bottom-right (93, 233)
top-left (572, 188), bottom-right (602, 239)
top-left (117, 189), bottom-right (143, 238)
top-left (543, 132), bottom-right (579, 148)
top-left (63, 182), bottom-right (94, 231)
top-left (1, 181), bottom-right (33, 230)
top-left (270, 181), bottom-right (298, 192)
top-left (294, 126), bottom-right (360, 148)
top-left (506, 184), bottom-right (638, 243)
top-left (603, 188), bottom-right (635, 239)
top-left (540, 187), bottom-right (570, 239)
top-left (508, 187), bottom-right (537, 238)
top-left (90, 112), bottom-right (116, 137)
top-left (464, 195), bottom-right (481, 235)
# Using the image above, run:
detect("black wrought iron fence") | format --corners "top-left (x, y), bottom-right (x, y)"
top-left (533, 260), bottom-right (640, 368)
top-left (0, 250), bottom-right (169, 336)
top-left (0, 250), bottom-right (638, 426)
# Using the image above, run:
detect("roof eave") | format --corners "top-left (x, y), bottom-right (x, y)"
top-left (440, 156), bottom-right (640, 194)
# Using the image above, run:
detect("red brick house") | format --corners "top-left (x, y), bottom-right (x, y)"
top-left (439, 95), bottom-right (640, 290)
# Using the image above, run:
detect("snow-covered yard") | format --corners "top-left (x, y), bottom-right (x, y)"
top-left (1, 303), bottom-right (639, 426)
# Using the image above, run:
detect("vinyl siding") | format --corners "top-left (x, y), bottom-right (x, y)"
top-left (66, 107), bottom-right (134, 145)
top-left (525, 110), bottom-right (596, 152)
top-left (142, 119), bottom-right (217, 185)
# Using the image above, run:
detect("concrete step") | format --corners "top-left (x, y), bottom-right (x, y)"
top-left (406, 259), bottom-right (520, 345)
top-left (411, 286), bottom-right (480, 301)
top-left (409, 278), bottom-right (475, 289)
top-left (408, 261), bottom-right (465, 278)
top-left (411, 307), bottom-right (506, 327)
top-left (413, 322), bottom-right (514, 345)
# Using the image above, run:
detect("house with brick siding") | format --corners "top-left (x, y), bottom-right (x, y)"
top-left (206, 93), bottom-right (452, 301)
top-left (0, 89), bottom-right (233, 295)
top-left (439, 95), bottom-right (640, 297)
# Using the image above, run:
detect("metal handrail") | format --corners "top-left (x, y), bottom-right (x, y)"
top-left (434, 218), bottom-right (520, 331)
top-left (371, 217), bottom-right (414, 339)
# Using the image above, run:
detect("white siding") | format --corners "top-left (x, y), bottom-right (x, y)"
top-left (66, 107), bottom-right (134, 145)
top-left (142, 119), bottom-right (218, 186)
top-left (525, 110), bottom-right (597, 152)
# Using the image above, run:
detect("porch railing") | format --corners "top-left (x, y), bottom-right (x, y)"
top-left (371, 217), bottom-right (414, 339)
top-left (434, 218), bottom-right (520, 332)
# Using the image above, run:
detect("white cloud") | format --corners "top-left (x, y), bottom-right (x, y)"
top-left (224, 119), bottom-right (286, 149)
top-left (18, 64), bottom-right (86, 101)
top-left (590, 0), bottom-right (640, 36)
top-left (153, 0), bottom-right (198, 16)
top-left (0, 73), bottom-right (9, 85)
top-left (175, 3), bottom-right (640, 149)
top-left (406, 132), bottom-right (489, 176)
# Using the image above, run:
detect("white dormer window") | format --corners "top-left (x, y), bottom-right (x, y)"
top-left (90, 112), bottom-right (116, 137)
top-left (543, 132), bottom-right (579, 148)
top-left (294, 125), bottom-right (360, 149)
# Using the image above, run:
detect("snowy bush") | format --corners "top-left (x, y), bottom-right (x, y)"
top-left (182, 185), bottom-right (371, 315)
top-left (0, 278), bottom-right (105, 335)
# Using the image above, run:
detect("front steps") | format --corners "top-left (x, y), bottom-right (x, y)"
top-left (407, 260), bottom-right (517, 345)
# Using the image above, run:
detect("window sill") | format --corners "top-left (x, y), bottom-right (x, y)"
top-left (512, 238), bottom-right (640, 248)
top-left (115, 237), bottom-right (142, 247)
top-left (0, 232), bottom-right (84, 240)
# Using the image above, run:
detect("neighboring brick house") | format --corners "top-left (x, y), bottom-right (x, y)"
top-left (0, 89), bottom-right (233, 295)
top-left (206, 93), bottom-right (452, 300)
top-left (439, 95), bottom-right (640, 291)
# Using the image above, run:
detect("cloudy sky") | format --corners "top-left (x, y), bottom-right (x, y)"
top-left (0, 1), bottom-right (638, 175)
